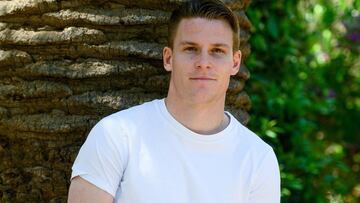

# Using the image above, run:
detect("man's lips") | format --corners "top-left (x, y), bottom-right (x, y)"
top-left (189, 77), bottom-right (216, 81)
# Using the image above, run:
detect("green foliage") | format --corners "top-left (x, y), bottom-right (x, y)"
top-left (246, 0), bottom-right (360, 202)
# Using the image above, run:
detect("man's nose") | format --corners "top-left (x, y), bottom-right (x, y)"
top-left (195, 51), bottom-right (211, 69)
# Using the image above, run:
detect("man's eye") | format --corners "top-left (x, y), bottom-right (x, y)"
top-left (212, 48), bottom-right (225, 54)
top-left (184, 47), bottom-right (197, 52)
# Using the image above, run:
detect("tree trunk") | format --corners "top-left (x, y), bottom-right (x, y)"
top-left (0, 0), bottom-right (252, 202)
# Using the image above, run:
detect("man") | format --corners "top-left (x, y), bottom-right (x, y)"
top-left (68, 0), bottom-right (280, 202)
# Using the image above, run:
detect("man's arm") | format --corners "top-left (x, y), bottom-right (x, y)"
top-left (69, 118), bottom-right (129, 202)
top-left (68, 176), bottom-right (113, 203)
top-left (248, 149), bottom-right (281, 203)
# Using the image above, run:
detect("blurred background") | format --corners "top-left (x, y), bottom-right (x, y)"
top-left (245, 0), bottom-right (360, 202)
top-left (0, 0), bottom-right (358, 202)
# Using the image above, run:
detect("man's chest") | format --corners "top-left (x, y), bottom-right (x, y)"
top-left (115, 133), bottom-right (253, 203)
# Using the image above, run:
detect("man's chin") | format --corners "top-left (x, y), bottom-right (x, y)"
top-left (186, 94), bottom-right (221, 105)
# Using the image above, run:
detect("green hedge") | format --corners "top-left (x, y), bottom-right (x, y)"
top-left (246, 0), bottom-right (360, 202)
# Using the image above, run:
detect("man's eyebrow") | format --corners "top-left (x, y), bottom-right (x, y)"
top-left (212, 43), bottom-right (231, 49)
top-left (179, 41), bottom-right (198, 46)
top-left (179, 41), bottom-right (230, 49)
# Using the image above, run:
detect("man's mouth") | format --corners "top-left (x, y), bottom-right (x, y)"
top-left (189, 77), bottom-right (216, 81)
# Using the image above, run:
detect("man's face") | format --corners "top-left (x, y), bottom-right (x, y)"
top-left (163, 17), bottom-right (241, 104)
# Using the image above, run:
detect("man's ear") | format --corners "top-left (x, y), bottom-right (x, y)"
top-left (231, 50), bottom-right (242, 76)
top-left (163, 47), bottom-right (173, 72)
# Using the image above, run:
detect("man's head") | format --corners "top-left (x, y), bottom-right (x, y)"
top-left (168, 0), bottom-right (240, 52)
top-left (162, 0), bottom-right (242, 105)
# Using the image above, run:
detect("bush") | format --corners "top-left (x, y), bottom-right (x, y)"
top-left (246, 0), bottom-right (360, 202)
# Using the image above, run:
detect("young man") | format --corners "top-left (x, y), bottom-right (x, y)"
top-left (68, 0), bottom-right (280, 202)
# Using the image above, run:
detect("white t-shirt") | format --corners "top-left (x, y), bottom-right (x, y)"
top-left (71, 99), bottom-right (280, 203)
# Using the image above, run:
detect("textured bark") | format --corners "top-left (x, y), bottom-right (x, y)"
top-left (0, 0), bottom-right (252, 202)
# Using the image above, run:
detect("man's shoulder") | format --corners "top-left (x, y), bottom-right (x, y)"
top-left (229, 114), bottom-right (274, 153)
top-left (96, 99), bottom-right (160, 130)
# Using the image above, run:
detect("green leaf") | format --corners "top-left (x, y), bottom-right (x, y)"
top-left (267, 15), bottom-right (279, 39)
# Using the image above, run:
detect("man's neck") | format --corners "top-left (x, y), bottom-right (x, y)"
top-left (164, 96), bottom-right (229, 135)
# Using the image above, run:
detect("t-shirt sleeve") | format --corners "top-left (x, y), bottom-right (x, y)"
top-left (248, 149), bottom-right (281, 203)
top-left (71, 117), bottom-right (129, 198)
